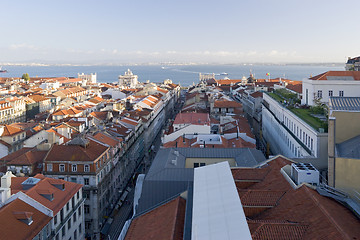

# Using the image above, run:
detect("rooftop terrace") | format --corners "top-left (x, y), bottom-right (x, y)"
top-left (267, 89), bottom-right (328, 132)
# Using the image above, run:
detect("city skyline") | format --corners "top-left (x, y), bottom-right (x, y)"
top-left (2, 0), bottom-right (360, 64)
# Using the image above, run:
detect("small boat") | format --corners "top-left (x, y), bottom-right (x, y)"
top-left (0, 67), bottom-right (7, 73)
top-left (161, 66), bottom-right (166, 69)
top-left (220, 72), bottom-right (228, 75)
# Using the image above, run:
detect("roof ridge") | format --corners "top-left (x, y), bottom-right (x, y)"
top-left (303, 186), bottom-right (350, 239)
top-left (170, 197), bottom-right (181, 240)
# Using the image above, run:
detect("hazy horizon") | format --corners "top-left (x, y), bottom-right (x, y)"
top-left (2, 1), bottom-right (360, 64)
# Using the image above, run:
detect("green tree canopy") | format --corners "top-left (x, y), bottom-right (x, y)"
top-left (22, 73), bottom-right (30, 81)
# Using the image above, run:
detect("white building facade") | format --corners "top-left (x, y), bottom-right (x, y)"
top-left (302, 71), bottom-right (360, 106)
top-left (262, 93), bottom-right (328, 164)
top-left (118, 69), bottom-right (138, 89)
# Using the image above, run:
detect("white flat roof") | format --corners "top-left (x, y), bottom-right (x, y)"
top-left (192, 161), bottom-right (252, 240)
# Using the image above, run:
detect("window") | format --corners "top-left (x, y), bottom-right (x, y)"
top-left (84, 178), bottom-right (89, 186)
top-left (59, 164), bottom-right (65, 172)
top-left (311, 139), bottom-right (313, 150)
top-left (60, 209), bottom-right (64, 221)
top-left (84, 164), bottom-right (90, 172)
top-left (78, 207), bottom-right (82, 216)
top-left (54, 214), bottom-right (58, 225)
top-left (47, 164), bottom-right (53, 172)
top-left (84, 205), bottom-right (90, 214)
top-left (74, 230), bottom-right (77, 240)
top-left (73, 212), bottom-right (76, 223)
top-left (62, 227), bottom-right (65, 237)
top-left (200, 163), bottom-right (206, 167)
top-left (317, 90), bottom-right (322, 99)
top-left (70, 177), bottom-right (77, 183)
top-left (13, 137), bottom-right (16, 142)
top-left (339, 90), bottom-right (344, 97)
top-left (79, 223), bottom-right (82, 233)
top-left (66, 202), bottom-right (70, 211)
top-left (72, 164), bottom-right (77, 172)
top-left (193, 163), bottom-right (199, 168)
top-left (77, 191), bottom-right (80, 199)
top-left (329, 90), bottom-right (333, 97)
top-left (68, 219), bottom-right (71, 229)
top-left (85, 221), bottom-right (91, 230)
top-left (83, 191), bottom-right (90, 199)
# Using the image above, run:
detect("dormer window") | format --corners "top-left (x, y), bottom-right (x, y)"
top-left (37, 189), bottom-right (55, 201)
top-left (72, 164), bottom-right (77, 172)
top-left (59, 164), bottom-right (65, 172)
top-left (13, 212), bottom-right (33, 225)
top-left (84, 164), bottom-right (90, 172)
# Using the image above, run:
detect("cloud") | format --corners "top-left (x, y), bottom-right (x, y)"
top-left (9, 43), bottom-right (38, 50)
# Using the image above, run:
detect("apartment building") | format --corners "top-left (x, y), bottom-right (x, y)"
top-left (302, 71), bottom-right (360, 106)
top-left (43, 137), bottom-right (111, 240)
top-left (328, 97), bottom-right (360, 198)
top-left (0, 171), bottom-right (84, 240)
top-left (262, 93), bottom-right (328, 167)
top-left (0, 124), bottom-right (26, 159)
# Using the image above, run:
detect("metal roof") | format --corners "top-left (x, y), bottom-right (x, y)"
top-left (192, 162), bottom-right (252, 240)
top-left (137, 147), bottom-right (266, 215)
top-left (330, 97), bottom-right (360, 111)
top-left (336, 135), bottom-right (360, 159)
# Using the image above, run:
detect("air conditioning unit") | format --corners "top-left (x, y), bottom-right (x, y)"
top-left (291, 163), bottom-right (319, 185)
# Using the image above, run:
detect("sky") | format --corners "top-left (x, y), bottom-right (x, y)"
top-left (1, 0), bottom-right (360, 64)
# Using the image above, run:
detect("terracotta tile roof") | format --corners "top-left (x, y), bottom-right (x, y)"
top-left (286, 84), bottom-right (302, 94)
top-left (173, 112), bottom-right (210, 126)
top-left (125, 196), bottom-right (186, 240)
top-left (249, 221), bottom-right (309, 240)
top-left (1, 124), bottom-right (24, 136)
top-left (57, 78), bottom-right (82, 84)
top-left (250, 91), bottom-right (263, 98)
top-left (156, 87), bottom-right (169, 94)
top-left (44, 138), bottom-right (108, 163)
top-left (232, 168), bottom-right (270, 181)
top-left (4, 147), bottom-right (47, 166)
top-left (121, 117), bottom-right (139, 126)
top-left (215, 79), bottom-right (243, 85)
top-left (88, 96), bottom-right (104, 104)
top-left (310, 71), bottom-right (360, 80)
top-left (106, 124), bottom-right (133, 138)
top-left (92, 132), bottom-right (119, 147)
top-left (234, 156), bottom-right (360, 239)
top-left (0, 147), bottom-right (33, 164)
top-left (214, 100), bottom-right (242, 108)
top-left (0, 198), bottom-right (51, 240)
top-left (239, 190), bottom-right (286, 206)
top-left (90, 111), bottom-right (108, 121)
top-left (11, 175), bottom-right (82, 214)
top-left (215, 85), bottom-right (232, 92)
top-left (28, 94), bottom-right (48, 102)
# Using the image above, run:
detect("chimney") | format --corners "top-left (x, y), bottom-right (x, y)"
top-left (1, 171), bottom-right (15, 189)
top-left (0, 125), bottom-right (4, 136)
top-left (0, 171), bottom-right (16, 203)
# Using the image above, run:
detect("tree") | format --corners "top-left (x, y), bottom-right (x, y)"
top-left (22, 73), bottom-right (30, 81)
